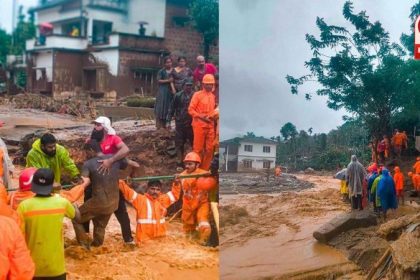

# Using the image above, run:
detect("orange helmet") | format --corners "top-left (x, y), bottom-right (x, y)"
top-left (19, 167), bottom-right (37, 191)
top-left (196, 176), bottom-right (217, 191)
top-left (408, 172), bottom-right (413, 177)
top-left (202, 74), bottom-right (215, 84)
top-left (417, 157), bottom-right (420, 161)
top-left (184, 152), bottom-right (201, 163)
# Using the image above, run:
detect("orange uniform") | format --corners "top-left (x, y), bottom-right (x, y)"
top-left (413, 159), bottom-right (420, 174)
top-left (0, 215), bottom-right (35, 279)
top-left (393, 167), bottom-right (404, 197)
top-left (119, 180), bottom-right (181, 244)
top-left (179, 168), bottom-right (211, 243)
top-left (275, 166), bottom-right (282, 177)
top-left (0, 184), bottom-right (21, 226)
top-left (188, 86), bottom-right (216, 171)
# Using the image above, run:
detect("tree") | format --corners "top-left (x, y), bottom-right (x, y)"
top-left (245, 131), bottom-right (256, 138)
top-left (0, 29), bottom-right (11, 64)
top-left (286, 1), bottom-right (420, 141)
top-left (10, 6), bottom-right (36, 55)
top-left (189, 0), bottom-right (219, 59)
top-left (280, 122), bottom-right (298, 140)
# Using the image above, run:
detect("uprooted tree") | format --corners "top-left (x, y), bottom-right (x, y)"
top-left (286, 1), bottom-right (420, 143)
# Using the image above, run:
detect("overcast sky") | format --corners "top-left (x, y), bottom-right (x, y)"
top-left (220, 0), bottom-right (416, 140)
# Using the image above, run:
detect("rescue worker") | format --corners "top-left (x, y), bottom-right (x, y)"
top-left (26, 133), bottom-right (81, 185)
top-left (118, 179), bottom-right (181, 244)
top-left (17, 168), bottom-right (80, 279)
top-left (275, 166), bottom-right (282, 177)
top-left (402, 131), bottom-right (408, 150)
top-left (0, 182), bottom-right (20, 225)
top-left (393, 166), bottom-right (405, 205)
top-left (188, 74), bottom-right (217, 170)
top-left (85, 116), bottom-right (133, 244)
top-left (408, 171), bottom-right (420, 192)
top-left (413, 157), bottom-right (420, 175)
top-left (0, 215), bottom-right (35, 279)
top-left (178, 152), bottom-right (211, 245)
top-left (0, 136), bottom-right (15, 189)
top-left (72, 142), bottom-right (128, 247)
top-left (167, 78), bottom-right (194, 169)
top-left (391, 130), bottom-right (404, 158)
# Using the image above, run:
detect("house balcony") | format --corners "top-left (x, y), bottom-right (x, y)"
top-left (26, 34), bottom-right (88, 51)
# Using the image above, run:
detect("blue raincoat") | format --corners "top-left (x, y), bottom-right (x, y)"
top-left (377, 169), bottom-right (398, 212)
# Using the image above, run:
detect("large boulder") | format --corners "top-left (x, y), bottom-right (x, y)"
top-left (313, 211), bottom-right (377, 243)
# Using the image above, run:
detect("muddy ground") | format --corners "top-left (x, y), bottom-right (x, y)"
top-left (0, 106), bottom-right (218, 279)
top-left (220, 172), bottom-right (420, 280)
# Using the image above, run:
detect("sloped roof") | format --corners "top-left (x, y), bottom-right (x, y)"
top-left (221, 136), bottom-right (278, 145)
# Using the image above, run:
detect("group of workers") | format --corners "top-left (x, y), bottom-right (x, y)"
top-left (338, 154), bottom-right (420, 219)
top-left (370, 129), bottom-right (409, 163)
top-left (0, 55), bottom-right (220, 279)
top-left (155, 55), bottom-right (219, 171)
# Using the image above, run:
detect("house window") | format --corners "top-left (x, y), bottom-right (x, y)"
top-left (243, 160), bottom-right (252, 169)
top-left (244, 145), bottom-right (253, 152)
top-left (263, 146), bottom-right (271, 153)
top-left (263, 161), bottom-right (271, 169)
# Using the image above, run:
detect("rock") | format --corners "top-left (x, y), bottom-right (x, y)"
top-left (390, 227), bottom-right (420, 279)
top-left (313, 210), bottom-right (377, 243)
top-left (305, 167), bottom-right (315, 174)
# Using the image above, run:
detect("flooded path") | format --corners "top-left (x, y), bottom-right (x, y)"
top-left (220, 174), bottom-right (356, 279)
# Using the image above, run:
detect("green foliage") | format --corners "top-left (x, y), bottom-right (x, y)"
top-left (400, 2), bottom-right (420, 55)
top-left (0, 29), bottom-right (11, 64)
top-left (10, 7), bottom-right (36, 55)
top-left (189, 0), bottom-right (219, 59)
top-left (280, 122), bottom-right (298, 140)
top-left (276, 120), bottom-right (371, 171)
top-left (126, 96), bottom-right (155, 108)
top-left (245, 132), bottom-right (256, 138)
top-left (286, 1), bottom-right (420, 140)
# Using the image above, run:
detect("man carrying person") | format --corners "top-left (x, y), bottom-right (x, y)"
top-left (17, 168), bottom-right (80, 280)
top-left (85, 116), bottom-right (134, 244)
top-left (167, 78), bottom-right (194, 169)
top-left (26, 133), bottom-right (81, 185)
top-left (72, 141), bottom-right (128, 248)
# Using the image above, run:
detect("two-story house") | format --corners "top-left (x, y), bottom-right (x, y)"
top-left (220, 136), bottom-right (278, 172)
top-left (25, 0), bottom-right (218, 99)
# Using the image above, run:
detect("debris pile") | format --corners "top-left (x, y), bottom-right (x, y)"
top-left (220, 173), bottom-right (314, 194)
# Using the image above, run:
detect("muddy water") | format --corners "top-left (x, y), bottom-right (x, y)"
top-left (220, 174), bottom-right (352, 279)
top-left (220, 213), bottom-right (348, 279)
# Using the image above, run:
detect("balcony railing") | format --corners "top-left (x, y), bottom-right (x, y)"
top-left (26, 34), bottom-right (88, 51)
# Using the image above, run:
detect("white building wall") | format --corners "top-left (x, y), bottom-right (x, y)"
top-left (237, 155), bottom-right (276, 170)
top-left (238, 141), bottom-right (277, 158)
top-left (37, 7), bottom-right (81, 26)
top-left (91, 49), bottom-right (119, 75)
top-left (35, 52), bottom-right (53, 82)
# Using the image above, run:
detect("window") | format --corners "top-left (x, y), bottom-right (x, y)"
top-left (244, 145), bottom-right (253, 152)
top-left (263, 146), bottom-right (271, 153)
top-left (263, 161), bottom-right (271, 169)
top-left (243, 160), bottom-right (252, 169)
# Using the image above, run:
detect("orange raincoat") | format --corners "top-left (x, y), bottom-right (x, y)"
top-left (119, 180), bottom-right (181, 244)
top-left (393, 167), bottom-right (404, 196)
top-left (179, 168), bottom-right (211, 243)
top-left (413, 159), bottom-right (420, 174)
top-left (0, 184), bottom-right (20, 226)
top-left (0, 215), bottom-right (35, 280)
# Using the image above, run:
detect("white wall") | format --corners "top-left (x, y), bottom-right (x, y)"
top-left (85, 0), bottom-right (165, 37)
top-left (34, 52), bottom-right (53, 82)
top-left (237, 155), bottom-right (276, 170)
top-left (238, 141), bottom-right (277, 158)
top-left (26, 36), bottom-right (88, 51)
top-left (91, 49), bottom-right (119, 75)
top-left (37, 7), bottom-right (81, 26)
